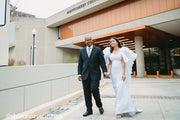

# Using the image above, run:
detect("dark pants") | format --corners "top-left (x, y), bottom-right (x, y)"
top-left (82, 74), bottom-right (102, 112)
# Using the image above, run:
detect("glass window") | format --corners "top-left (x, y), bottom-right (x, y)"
top-left (144, 47), bottom-right (160, 75)
top-left (171, 48), bottom-right (180, 69)
top-left (58, 26), bottom-right (61, 39)
top-left (11, 11), bottom-right (15, 15)
top-left (27, 15), bottom-right (30, 18)
top-left (21, 14), bottom-right (26, 17)
top-left (17, 12), bottom-right (19, 16)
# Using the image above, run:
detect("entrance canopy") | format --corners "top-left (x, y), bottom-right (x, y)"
top-left (72, 25), bottom-right (180, 50)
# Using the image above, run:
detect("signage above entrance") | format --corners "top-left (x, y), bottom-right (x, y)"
top-left (0, 0), bottom-right (7, 27)
top-left (67, 0), bottom-right (99, 14)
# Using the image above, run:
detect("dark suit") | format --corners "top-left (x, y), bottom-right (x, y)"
top-left (78, 45), bottom-right (107, 112)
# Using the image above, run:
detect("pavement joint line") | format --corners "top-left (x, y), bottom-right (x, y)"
top-left (158, 101), bottom-right (165, 120)
top-left (102, 95), bottom-right (180, 100)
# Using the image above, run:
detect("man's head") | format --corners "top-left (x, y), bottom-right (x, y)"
top-left (84, 36), bottom-right (93, 47)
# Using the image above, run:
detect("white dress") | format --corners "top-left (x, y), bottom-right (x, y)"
top-left (103, 47), bottom-right (142, 116)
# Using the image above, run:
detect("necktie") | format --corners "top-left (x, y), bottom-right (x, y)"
top-left (87, 47), bottom-right (91, 57)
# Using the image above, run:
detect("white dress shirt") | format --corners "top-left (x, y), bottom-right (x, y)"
top-left (86, 45), bottom-right (93, 57)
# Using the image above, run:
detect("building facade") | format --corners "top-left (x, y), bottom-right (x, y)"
top-left (48, 0), bottom-right (180, 77)
top-left (8, 0), bottom-right (180, 77)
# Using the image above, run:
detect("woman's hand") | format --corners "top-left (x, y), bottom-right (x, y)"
top-left (122, 74), bottom-right (126, 81)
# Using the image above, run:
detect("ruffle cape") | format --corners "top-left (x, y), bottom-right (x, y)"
top-left (103, 47), bottom-right (137, 75)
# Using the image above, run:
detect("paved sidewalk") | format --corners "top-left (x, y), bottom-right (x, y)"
top-left (36, 78), bottom-right (180, 120)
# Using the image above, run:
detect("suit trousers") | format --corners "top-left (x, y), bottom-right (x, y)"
top-left (82, 74), bottom-right (102, 112)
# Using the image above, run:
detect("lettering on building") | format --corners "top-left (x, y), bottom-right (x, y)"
top-left (67, 0), bottom-right (99, 14)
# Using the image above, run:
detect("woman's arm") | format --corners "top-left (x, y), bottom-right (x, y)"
top-left (107, 58), bottom-right (112, 77)
top-left (121, 57), bottom-right (126, 81)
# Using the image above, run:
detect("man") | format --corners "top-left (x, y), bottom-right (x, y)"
top-left (78, 36), bottom-right (108, 117)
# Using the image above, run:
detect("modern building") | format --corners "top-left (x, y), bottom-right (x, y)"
top-left (10, 4), bottom-right (36, 18)
top-left (9, 4), bottom-right (42, 65)
top-left (8, 0), bottom-right (180, 77)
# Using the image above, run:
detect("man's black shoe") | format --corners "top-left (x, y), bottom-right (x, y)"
top-left (99, 107), bottom-right (104, 114)
top-left (83, 111), bottom-right (93, 117)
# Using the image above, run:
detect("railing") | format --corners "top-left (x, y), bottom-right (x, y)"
top-left (132, 70), bottom-right (179, 78)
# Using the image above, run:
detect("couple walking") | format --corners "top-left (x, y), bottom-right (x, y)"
top-left (78, 36), bottom-right (142, 119)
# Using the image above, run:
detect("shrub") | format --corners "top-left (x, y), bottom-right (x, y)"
top-left (17, 60), bottom-right (27, 66)
top-left (8, 58), bottom-right (15, 66)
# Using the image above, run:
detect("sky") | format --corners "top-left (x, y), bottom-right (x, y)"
top-left (10, 0), bottom-right (82, 18)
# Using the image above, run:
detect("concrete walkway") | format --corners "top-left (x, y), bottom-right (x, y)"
top-left (36, 78), bottom-right (180, 120)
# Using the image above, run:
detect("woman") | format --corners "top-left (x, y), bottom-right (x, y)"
top-left (104, 37), bottom-right (142, 118)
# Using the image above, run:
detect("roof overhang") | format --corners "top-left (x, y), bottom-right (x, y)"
top-left (46, 0), bottom-right (125, 27)
top-left (72, 25), bottom-right (180, 50)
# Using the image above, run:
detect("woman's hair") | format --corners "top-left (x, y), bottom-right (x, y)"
top-left (110, 37), bottom-right (122, 53)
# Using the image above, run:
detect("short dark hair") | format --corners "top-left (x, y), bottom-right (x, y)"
top-left (84, 36), bottom-right (92, 41)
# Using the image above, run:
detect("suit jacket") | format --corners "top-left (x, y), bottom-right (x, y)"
top-left (78, 45), bottom-right (107, 81)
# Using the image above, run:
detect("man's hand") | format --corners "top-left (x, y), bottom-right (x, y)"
top-left (104, 72), bottom-right (110, 78)
top-left (78, 75), bottom-right (82, 81)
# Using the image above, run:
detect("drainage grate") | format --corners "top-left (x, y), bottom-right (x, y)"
top-left (33, 97), bottom-right (83, 120)
top-left (102, 95), bottom-right (180, 100)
